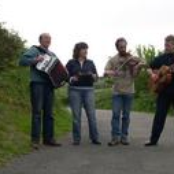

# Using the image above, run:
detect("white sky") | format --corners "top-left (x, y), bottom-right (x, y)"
top-left (0, 0), bottom-right (174, 75)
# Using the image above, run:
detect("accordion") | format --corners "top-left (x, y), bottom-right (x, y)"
top-left (36, 54), bottom-right (69, 88)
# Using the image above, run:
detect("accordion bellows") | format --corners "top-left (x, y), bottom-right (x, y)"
top-left (36, 54), bottom-right (68, 88)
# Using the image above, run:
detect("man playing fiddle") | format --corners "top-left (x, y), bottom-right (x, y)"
top-left (105, 37), bottom-right (145, 146)
top-left (145, 35), bottom-right (174, 146)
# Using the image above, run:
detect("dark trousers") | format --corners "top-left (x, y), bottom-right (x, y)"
top-left (30, 82), bottom-right (55, 143)
top-left (150, 93), bottom-right (174, 143)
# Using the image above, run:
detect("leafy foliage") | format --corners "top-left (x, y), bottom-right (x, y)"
top-left (0, 23), bottom-right (25, 70)
top-left (136, 45), bottom-right (159, 64)
top-left (134, 45), bottom-right (159, 112)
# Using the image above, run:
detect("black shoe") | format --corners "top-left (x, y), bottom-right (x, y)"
top-left (145, 142), bottom-right (157, 147)
top-left (121, 137), bottom-right (130, 146)
top-left (43, 140), bottom-right (62, 147)
top-left (73, 141), bottom-right (80, 146)
top-left (31, 142), bottom-right (40, 150)
top-left (92, 140), bottom-right (102, 145)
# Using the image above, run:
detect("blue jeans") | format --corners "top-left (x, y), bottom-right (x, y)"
top-left (69, 87), bottom-right (99, 142)
top-left (111, 94), bottom-right (133, 139)
top-left (30, 82), bottom-right (55, 143)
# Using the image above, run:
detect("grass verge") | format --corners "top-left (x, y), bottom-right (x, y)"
top-left (0, 68), bottom-right (71, 166)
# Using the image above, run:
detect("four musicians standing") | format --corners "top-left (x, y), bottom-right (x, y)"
top-left (20, 33), bottom-right (174, 148)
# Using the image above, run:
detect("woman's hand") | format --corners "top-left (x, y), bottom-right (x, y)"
top-left (86, 71), bottom-right (98, 81)
top-left (70, 76), bottom-right (79, 83)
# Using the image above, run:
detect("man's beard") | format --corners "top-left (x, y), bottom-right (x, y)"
top-left (119, 51), bottom-right (127, 56)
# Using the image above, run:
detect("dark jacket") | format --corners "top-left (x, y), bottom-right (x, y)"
top-left (66, 59), bottom-right (98, 87)
top-left (150, 53), bottom-right (174, 94)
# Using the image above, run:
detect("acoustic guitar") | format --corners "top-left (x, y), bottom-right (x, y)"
top-left (150, 64), bottom-right (174, 93)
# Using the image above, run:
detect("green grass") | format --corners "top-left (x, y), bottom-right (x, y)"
top-left (95, 87), bottom-right (157, 112)
top-left (0, 68), bottom-right (71, 166)
top-left (48, 83), bottom-right (156, 113)
top-left (94, 76), bottom-right (157, 112)
top-left (95, 88), bottom-right (112, 110)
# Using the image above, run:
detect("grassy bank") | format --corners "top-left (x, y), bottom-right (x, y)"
top-left (0, 68), bottom-right (71, 165)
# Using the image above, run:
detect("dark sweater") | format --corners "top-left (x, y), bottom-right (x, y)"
top-left (66, 59), bottom-right (98, 87)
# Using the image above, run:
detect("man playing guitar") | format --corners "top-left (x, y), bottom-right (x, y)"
top-left (146, 35), bottom-right (174, 146)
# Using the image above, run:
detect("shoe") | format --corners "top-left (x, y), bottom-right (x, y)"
top-left (145, 142), bottom-right (157, 147)
top-left (43, 139), bottom-right (62, 147)
top-left (73, 141), bottom-right (80, 146)
top-left (121, 137), bottom-right (130, 146)
top-left (92, 140), bottom-right (102, 145)
top-left (31, 142), bottom-right (40, 150)
top-left (108, 138), bottom-right (120, 146)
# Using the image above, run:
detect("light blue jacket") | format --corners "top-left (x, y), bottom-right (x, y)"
top-left (19, 46), bottom-right (56, 83)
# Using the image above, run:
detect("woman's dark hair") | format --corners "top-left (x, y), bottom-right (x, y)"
top-left (115, 37), bottom-right (127, 49)
top-left (73, 42), bottom-right (88, 59)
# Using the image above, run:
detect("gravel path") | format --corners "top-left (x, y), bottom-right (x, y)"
top-left (0, 110), bottom-right (174, 174)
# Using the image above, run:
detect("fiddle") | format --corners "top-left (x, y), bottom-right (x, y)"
top-left (118, 52), bottom-right (146, 69)
top-left (116, 52), bottom-right (147, 77)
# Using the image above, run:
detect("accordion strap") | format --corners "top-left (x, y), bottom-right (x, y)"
top-left (34, 45), bottom-right (55, 57)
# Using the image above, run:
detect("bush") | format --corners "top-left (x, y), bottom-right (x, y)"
top-left (134, 45), bottom-right (159, 112)
top-left (0, 23), bottom-right (25, 71)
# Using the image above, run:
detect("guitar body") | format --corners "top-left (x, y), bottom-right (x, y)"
top-left (150, 65), bottom-right (173, 93)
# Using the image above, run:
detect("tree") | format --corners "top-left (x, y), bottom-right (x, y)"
top-left (0, 23), bottom-right (25, 71)
top-left (134, 45), bottom-right (160, 112)
top-left (136, 45), bottom-right (160, 63)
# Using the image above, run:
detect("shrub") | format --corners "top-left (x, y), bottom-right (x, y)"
top-left (0, 23), bottom-right (25, 71)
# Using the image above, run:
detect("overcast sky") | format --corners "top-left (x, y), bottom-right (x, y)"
top-left (0, 0), bottom-right (174, 74)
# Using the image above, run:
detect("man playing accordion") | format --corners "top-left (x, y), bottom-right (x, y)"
top-left (19, 33), bottom-right (62, 149)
